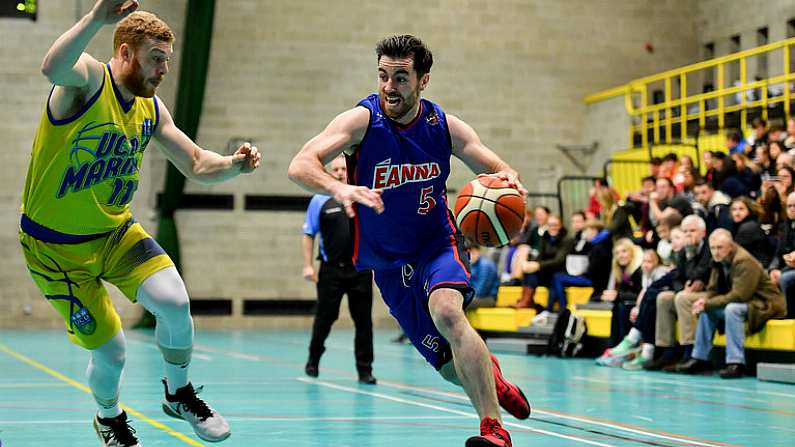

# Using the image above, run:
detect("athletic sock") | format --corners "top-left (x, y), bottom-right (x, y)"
top-left (641, 343), bottom-right (655, 360)
top-left (165, 361), bottom-right (190, 395)
top-left (626, 328), bottom-right (642, 345)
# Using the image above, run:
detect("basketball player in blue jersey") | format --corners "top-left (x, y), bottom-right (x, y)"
top-left (289, 35), bottom-right (529, 447)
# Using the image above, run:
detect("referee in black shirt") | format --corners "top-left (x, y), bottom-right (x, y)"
top-left (302, 156), bottom-right (376, 384)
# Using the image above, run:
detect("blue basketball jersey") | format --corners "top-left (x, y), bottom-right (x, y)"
top-left (348, 94), bottom-right (463, 271)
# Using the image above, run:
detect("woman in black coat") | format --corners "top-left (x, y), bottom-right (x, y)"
top-left (730, 196), bottom-right (772, 267)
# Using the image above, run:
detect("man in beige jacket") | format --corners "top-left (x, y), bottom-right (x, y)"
top-left (678, 229), bottom-right (787, 378)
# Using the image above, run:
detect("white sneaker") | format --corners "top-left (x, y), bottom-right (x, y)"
top-left (532, 310), bottom-right (551, 325)
top-left (93, 411), bottom-right (141, 446)
top-left (161, 380), bottom-right (230, 442)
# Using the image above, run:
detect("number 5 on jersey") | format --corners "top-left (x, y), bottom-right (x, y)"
top-left (418, 186), bottom-right (436, 215)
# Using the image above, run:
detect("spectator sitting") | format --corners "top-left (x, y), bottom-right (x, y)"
top-left (673, 154), bottom-right (693, 191)
top-left (749, 117), bottom-right (769, 154)
top-left (512, 215), bottom-right (575, 310)
top-left (650, 215), bottom-right (712, 371)
top-left (730, 196), bottom-right (772, 266)
top-left (625, 175), bottom-right (656, 234)
top-left (755, 143), bottom-right (775, 177)
top-left (760, 166), bottom-right (795, 234)
top-left (726, 129), bottom-right (746, 155)
top-left (570, 210), bottom-right (587, 244)
top-left (548, 219), bottom-right (612, 310)
top-left (693, 178), bottom-right (732, 234)
top-left (596, 249), bottom-right (669, 368)
top-left (660, 153), bottom-right (678, 180)
top-left (651, 210), bottom-right (683, 265)
top-left (730, 153), bottom-right (762, 198)
top-left (769, 140), bottom-right (785, 167)
top-left (678, 230), bottom-right (787, 378)
top-left (768, 191), bottom-right (795, 318)
top-left (597, 238), bottom-right (644, 348)
top-left (710, 152), bottom-right (745, 198)
top-left (677, 165), bottom-right (700, 200)
top-left (768, 123), bottom-right (786, 145)
top-left (466, 243), bottom-right (499, 309)
top-left (648, 156), bottom-right (663, 178)
top-left (649, 177), bottom-right (693, 227)
top-left (776, 150), bottom-right (793, 170)
top-left (785, 117), bottom-right (795, 150)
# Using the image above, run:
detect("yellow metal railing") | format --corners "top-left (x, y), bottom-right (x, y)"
top-left (586, 37), bottom-right (795, 150)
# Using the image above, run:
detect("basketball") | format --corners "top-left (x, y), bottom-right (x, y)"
top-left (454, 176), bottom-right (525, 247)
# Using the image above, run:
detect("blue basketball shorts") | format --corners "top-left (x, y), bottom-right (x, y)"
top-left (374, 235), bottom-right (474, 370)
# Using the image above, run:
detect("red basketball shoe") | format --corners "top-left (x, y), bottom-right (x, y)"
top-left (466, 417), bottom-right (512, 447)
top-left (490, 354), bottom-right (531, 419)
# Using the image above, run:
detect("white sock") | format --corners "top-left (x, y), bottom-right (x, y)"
top-left (641, 343), bottom-right (655, 360)
top-left (626, 328), bottom-right (642, 345)
top-left (97, 402), bottom-right (123, 419)
top-left (165, 361), bottom-right (190, 394)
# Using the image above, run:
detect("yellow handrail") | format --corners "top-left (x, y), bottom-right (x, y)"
top-left (585, 37), bottom-right (795, 150)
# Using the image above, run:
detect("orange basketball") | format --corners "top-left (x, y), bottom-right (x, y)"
top-left (454, 176), bottom-right (525, 247)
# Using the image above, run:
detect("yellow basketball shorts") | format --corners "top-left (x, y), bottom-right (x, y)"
top-left (19, 219), bottom-right (174, 350)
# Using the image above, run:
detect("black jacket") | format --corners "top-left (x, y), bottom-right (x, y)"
top-left (770, 219), bottom-right (795, 270)
top-left (585, 230), bottom-right (613, 298)
top-left (615, 267), bottom-right (643, 305)
top-left (732, 217), bottom-right (772, 267)
top-left (672, 240), bottom-right (712, 291)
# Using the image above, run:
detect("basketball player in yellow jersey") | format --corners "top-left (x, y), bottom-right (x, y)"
top-left (20, 1), bottom-right (260, 445)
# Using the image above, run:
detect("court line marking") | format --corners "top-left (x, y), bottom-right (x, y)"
top-left (0, 415), bottom-right (471, 425)
top-left (297, 377), bottom-right (617, 447)
top-left (180, 336), bottom-right (738, 447)
top-left (376, 379), bottom-right (736, 447)
top-left (575, 375), bottom-right (795, 399)
top-left (0, 343), bottom-right (206, 447)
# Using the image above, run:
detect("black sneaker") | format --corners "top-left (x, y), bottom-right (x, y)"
top-left (161, 380), bottom-right (230, 442)
top-left (305, 361), bottom-right (319, 378)
top-left (93, 411), bottom-right (140, 447)
top-left (358, 372), bottom-right (377, 385)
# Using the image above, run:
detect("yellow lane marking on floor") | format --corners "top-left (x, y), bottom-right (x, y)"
top-left (0, 343), bottom-right (206, 447)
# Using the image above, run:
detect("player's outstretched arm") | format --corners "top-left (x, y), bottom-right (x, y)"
top-left (448, 114), bottom-right (528, 196)
top-left (154, 99), bottom-right (261, 184)
top-left (41, 0), bottom-right (138, 88)
top-left (288, 107), bottom-right (384, 217)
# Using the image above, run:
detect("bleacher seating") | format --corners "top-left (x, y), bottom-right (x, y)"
top-left (467, 285), bottom-right (795, 352)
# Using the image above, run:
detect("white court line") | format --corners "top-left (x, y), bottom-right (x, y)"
top-left (0, 415), bottom-right (471, 425)
top-left (376, 379), bottom-right (729, 447)
top-left (184, 340), bottom-right (732, 447)
top-left (297, 378), bottom-right (617, 447)
top-left (573, 375), bottom-right (795, 399)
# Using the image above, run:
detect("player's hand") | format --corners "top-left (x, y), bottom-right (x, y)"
top-left (629, 306), bottom-right (639, 322)
top-left (770, 269), bottom-right (781, 285)
top-left (601, 290), bottom-right (617, 302)
top-left (333, 183), bottom-right (384, 218)
top-left (481, 171), bottom-right (528, 198)
top-left (232, 142), bottom-right (261, 173)
top-left (91, 0), bottom-right (139, 24)
top-left (691, 297), bottom-right (706, 316)
top-left (303, 265), bottom-right (317, 283)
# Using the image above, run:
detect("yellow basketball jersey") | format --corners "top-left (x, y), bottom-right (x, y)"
top-left (21, 64), bottom-right (158, 236)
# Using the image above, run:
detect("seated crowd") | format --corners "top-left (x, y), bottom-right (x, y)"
top-left (470, 119), bottom-right (795, 379)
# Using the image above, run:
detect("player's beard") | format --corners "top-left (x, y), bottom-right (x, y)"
top-left (120, 57), bottom-right (159, 98)
top-left (380, 86), bottom-right (420, 122)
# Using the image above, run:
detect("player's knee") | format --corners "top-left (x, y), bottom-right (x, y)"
top-left (429, 298), bottom-right (464, 331)
top-left (92, 345), bottom-right (126, 370)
